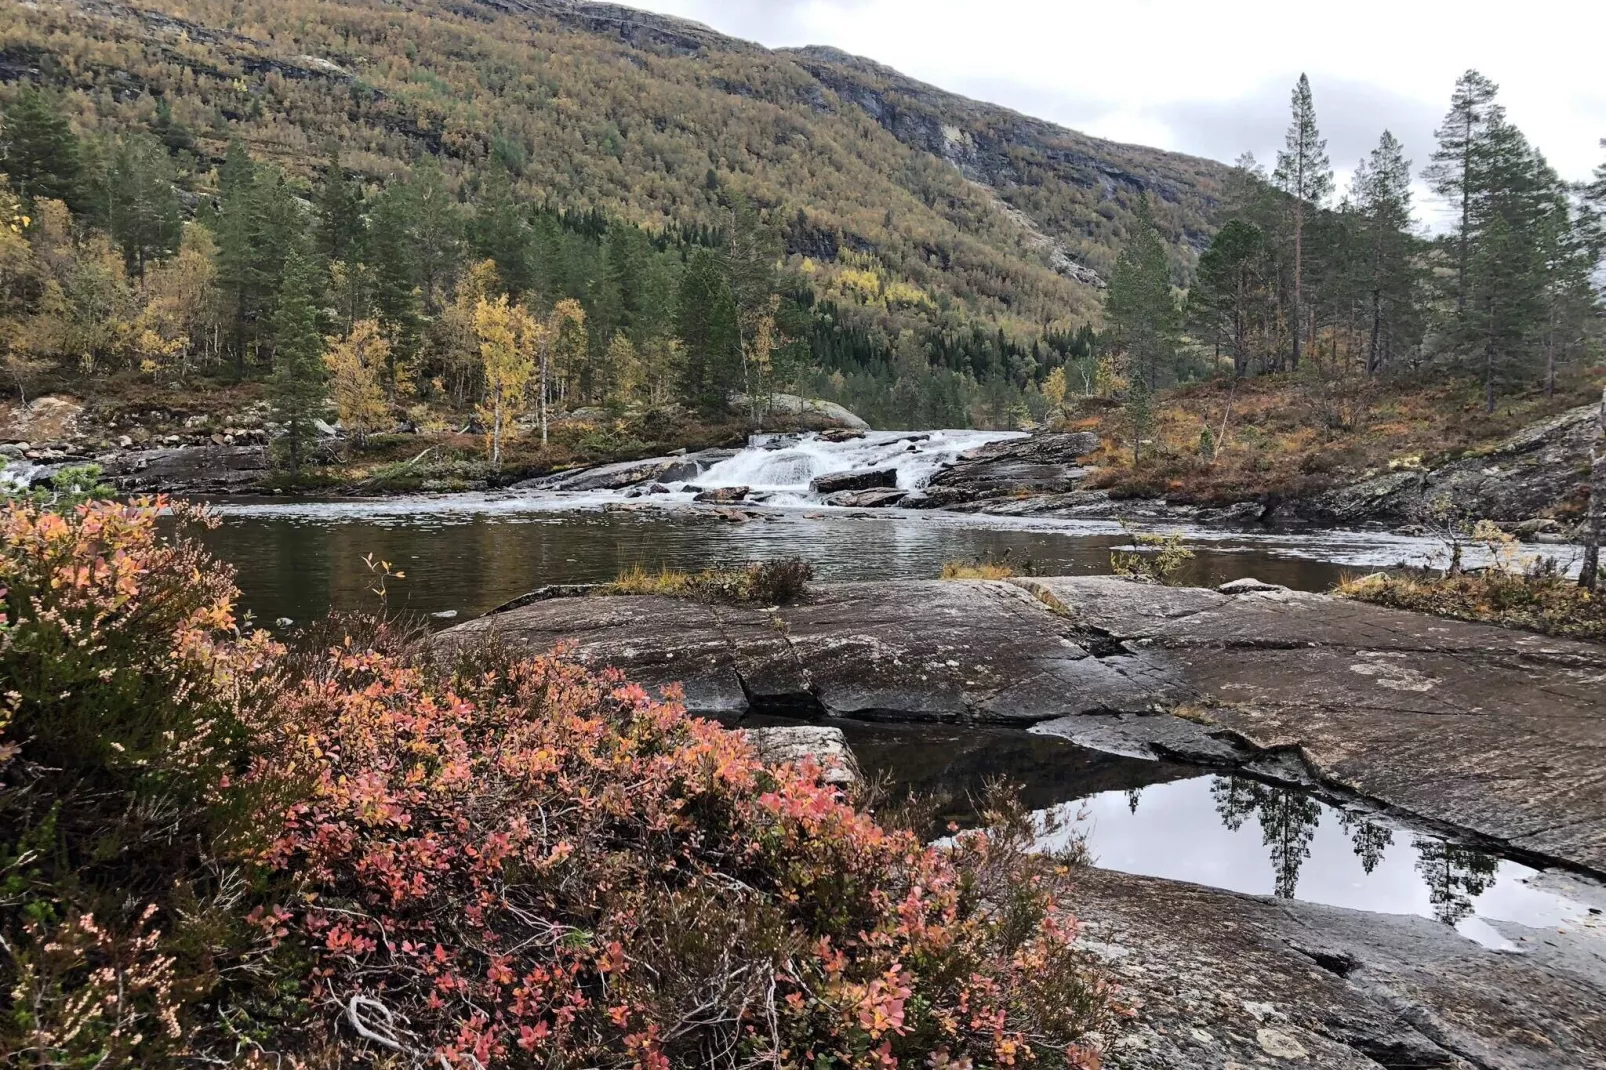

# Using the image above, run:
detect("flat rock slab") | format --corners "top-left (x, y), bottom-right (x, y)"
top-left (446, 577), bottom-right (1606, 877)
top-left (1076, 867), bottom-right (1606, 1069)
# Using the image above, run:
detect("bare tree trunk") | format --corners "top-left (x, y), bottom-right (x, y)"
top-left (1291, 201), bottom-right (1303, 372)
top-left (539, 349), bottom-right (549, 446)
top-left (491, 389), bottom-right (503, 471)
top-left (1579, 388), bottom-right (1606, 591)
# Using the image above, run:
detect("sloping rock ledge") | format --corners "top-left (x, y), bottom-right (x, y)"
top-left (442, 576), bottom-right (1606, 880)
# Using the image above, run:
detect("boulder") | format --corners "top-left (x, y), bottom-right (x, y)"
top-left (98, 445), bottom-right (270, 494)
top-left (819, 427), bottom-right (867, 443)
top-left (0, 396), bottom-right (84, 443)
top-left (828, 488), bottom-right (908, 508)
top-left (731, 393), bottom-right (869, 431)
top-left (916, 431), bottom-right (1101, 508)
top-left (1216, 577), bottom-right (1288, 596)
top-left (1309, 402), bottom-right (1601, 524)
top-left (809, 468), bottom-right (898, 495)
top-left (747, 726), bottom-right (861, 787)
top-left (694, 485), bottom-right (749, 504)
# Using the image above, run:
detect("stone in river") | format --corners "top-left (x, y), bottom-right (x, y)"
top-left (694, 486), bottom-right (750, 503)
top-left (810, 468), bottom-right (898, 494)
top-left (828, 488), bottom-right (908, 508)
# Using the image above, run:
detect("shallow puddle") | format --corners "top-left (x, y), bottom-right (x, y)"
top-left (825, 721), bottom-right (1604, 951)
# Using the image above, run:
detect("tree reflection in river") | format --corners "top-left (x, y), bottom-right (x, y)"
top-left (1339, 812), bottom-right (1395, 875)
top-left (1211, 777), bottom-right (1323, 899)
top-left (1415, 838), bottom-right (1501, 926)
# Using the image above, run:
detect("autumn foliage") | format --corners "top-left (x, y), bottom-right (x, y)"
top-left (0, 502), bottom-right (1114, 1067)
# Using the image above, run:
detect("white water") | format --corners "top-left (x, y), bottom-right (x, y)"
top-left (683, 429), bottom-right (1020, 503)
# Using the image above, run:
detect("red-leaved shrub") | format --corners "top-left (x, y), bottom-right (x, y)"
top-left (252, 638), bottom-right (1113, 1068)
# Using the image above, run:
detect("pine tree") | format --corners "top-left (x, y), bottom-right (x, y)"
top-left (1191, 219), bottom-right (1273, 378)
top-left (1424, 71), bottom-right (1501, 314)
top-left (0, 88), bottom-right (83, 208)
top-left (1272, 74), bottom-right (1333, 372)
top-left (318, 147), bottom-right (364, 266)
top-left (1352, 131), bottom-right (1418, 375)
top-left (270, 251), bottom-right (328, 475)
top-left (675, 248), bottom-right (740, 417)
top-left (101, 135), bottom-right (182, 279)
top-left (1105, 197), bottom-right (1177, 461)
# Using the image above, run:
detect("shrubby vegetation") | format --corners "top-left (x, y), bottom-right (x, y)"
top-left (0, 502), bottom-right (1112, 1066)
top-left (607, 557), bottom-right (815, 605)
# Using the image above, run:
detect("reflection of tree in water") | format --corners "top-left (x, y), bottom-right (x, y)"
top-left (1125, 787), bottom-right (1144, 815)
top-left (1414, 838), bottom-right (1500, 926)
top-left (1338, 812), bottom-right (1395, 875)
top-left (1211, 777), bottom-right (1322, 899)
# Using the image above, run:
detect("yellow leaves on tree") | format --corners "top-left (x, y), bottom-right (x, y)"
top-left (324, 319), bottom-right (393, 442)
top-left (537, 298), bottom-right (586, 445)
top-left (473, 295), bottom-right (538, 469)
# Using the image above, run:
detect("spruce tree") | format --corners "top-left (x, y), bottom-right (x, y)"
top-left (1272, 74), bottom-right (1333, 372)
top-left (318, 147), bottom-right (364, 266)
top-left (101, 134), bottom-right (182, 279)
top-left (1192, 220), bottom-right (1272, 378)
top-left (0, 88), bottom-right (83, 208)
top-left (1104, 196), bottom-right (1177, 460)
top-left (675, 248), bottom-right (741, 417)
top-left (1352, 131), bottom-right (1418, 375)
top-left (270, 251), bottom-right (328, 476)
top-left (1424, 71), bottom-right (1500, 314)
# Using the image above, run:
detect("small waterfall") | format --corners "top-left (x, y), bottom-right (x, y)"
top-left (687, 430), bottom-right (1022, 503)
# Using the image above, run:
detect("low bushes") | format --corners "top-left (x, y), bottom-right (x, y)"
top-left (607, 557), bottom-right (815, 606)
top-left (0, 504), bottom-right (1112, 1068)
top-left (1340, 566), bottom-right (1604, 642)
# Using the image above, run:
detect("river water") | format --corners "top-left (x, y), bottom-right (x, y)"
top-left (184, 430), bottom-right (1602, 946)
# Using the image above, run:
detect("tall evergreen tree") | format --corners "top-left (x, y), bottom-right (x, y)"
top-left (1352, 131), bottom-right (1419, 375)
top-left (1191, 220), bottom-right (1273, 378)
top-left (0, 88), bottom-right (83, 208)
top-left (101, 134), bottom-right (182, 279)
top-left (1424, 71), bottom-right (1501, 314)
top-left (1272, 74), bottom-right (1333, 372)
top-left (675, 248), bottom-right (740, 417)
top-left (269, 250), bottom-right (328, 475)
top-left (318, 147), bottom-right (364, 266)
top-left (1104, 196), bottom-right (1178, 460)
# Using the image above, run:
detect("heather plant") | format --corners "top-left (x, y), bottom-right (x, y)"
top-left (249, 636), bottom-right (1114, 1068)
top-left (0, 502), bottom-right (1115, 1067)
top-left (0, 497), bottom-right (280, 1066)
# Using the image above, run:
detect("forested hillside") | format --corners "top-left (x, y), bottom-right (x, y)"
top-left (0, 0), bottom-right (1228, 435)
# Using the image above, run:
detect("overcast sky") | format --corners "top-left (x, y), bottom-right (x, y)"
top-left (632, 0), bottom-right (1606, 222)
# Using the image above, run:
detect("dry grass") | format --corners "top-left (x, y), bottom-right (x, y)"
top-left (1339, 569), bottom-right (1605, 643)
top-left (1071, 371), bottom-right (1604, 507)
top-left (605, 558), bottom-right (815, 605)
top-left (941, 561), bottom-right (1018, 580)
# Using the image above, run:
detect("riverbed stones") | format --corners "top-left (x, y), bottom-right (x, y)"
top-left (809, 467), bottom-right (898, 494)
top-left (448, 576), bottom-right (1606, 877)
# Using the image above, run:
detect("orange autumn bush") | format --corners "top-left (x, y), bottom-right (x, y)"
top-left (252, 637), bottom-right (1113, 1068)
top-left (0, 497), bottom-right (281, 1066)
top-left (0, 499), bottom-right (1114, 1068)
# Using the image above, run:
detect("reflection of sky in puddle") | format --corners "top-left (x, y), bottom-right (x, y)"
top-left (1033, 776), bottom-right (1603, 951)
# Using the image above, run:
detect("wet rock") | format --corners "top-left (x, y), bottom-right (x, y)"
top-left (828, 488), bottom-right (908, 508)
top-left (1076, 866), bottom-right (1604, 1068)
top-left (99, 444), bottom-right (270, 494)
top-left (449, 575), bottom-right (1606, 876)
top-left (818, 427), bottom-right (867, 443)
top-left (694, 486), bottom-right (750, 504)
top-left (916, 431), bottom-right (1100, 509)
top-left (810, 468), bottom-right (898, 494)
top-left (1510, 517), bottom-right (1564, 541)
top-left (746, 726), bottom-right (861, 786)
top-left (1217, 578), bottom-right (1289, 596)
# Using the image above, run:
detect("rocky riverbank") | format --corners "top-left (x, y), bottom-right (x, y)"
top-left (445, 576), bottom-right (1606, 876)
top-left (446, 576), bottom-right (1606, 1067)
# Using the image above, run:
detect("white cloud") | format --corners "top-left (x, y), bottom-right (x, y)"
top-left (635, 0), bottom-right (1606, 192)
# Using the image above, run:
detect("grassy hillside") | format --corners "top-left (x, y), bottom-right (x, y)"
top-left (0, 0), bottom-right (1225, 334)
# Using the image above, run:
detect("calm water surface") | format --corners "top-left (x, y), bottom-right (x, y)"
top-left (194, 500), bottom-right (1452, 626)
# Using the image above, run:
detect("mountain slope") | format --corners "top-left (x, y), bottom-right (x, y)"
top-left (1, 0), bottom-right (1227, 330)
